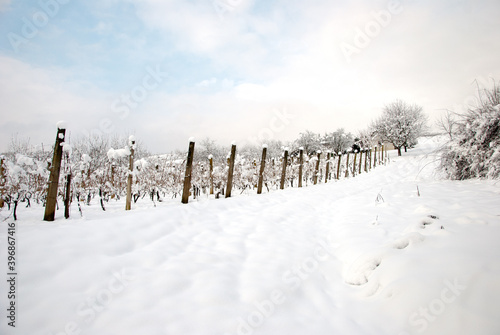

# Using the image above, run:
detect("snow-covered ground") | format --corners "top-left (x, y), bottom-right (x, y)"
top-left (1, 136), bottom-right (500, 335)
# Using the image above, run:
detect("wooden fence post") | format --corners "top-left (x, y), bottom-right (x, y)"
top-left (298, 148), bottom-right (304, 187)
top-left (364, 149), bottom-right (368, 172)
top-left (380, 144), bottom-right (384, 165)
top-left (44, 126), bottom-right (66, 221)
top-left (352, 152), bottom-right (357, 177)
top-left (280, 149), bottom-right (288, 190)
top-left (344, 153), bottom-right (350, 178)
top-left (209, 155), bottom-right (214, 195)
top-left (369, 149), bottom-right (373, 170)
top-left (325, 152), bottom-right (330, 183)
top-left (257, 145), bottom-right (267, 194)
top-left (374, 147), bottom-right (378, 167)
top-left (336, 154), bottom-right (341, 180)
top-left (225, 143), bottom-right (236, 198)
top-left (313, 151), bottom-right (321, 185)
top-left (125, 137), bottom-right (135, 211)
top-left (64, 153), bottom-right (72, 219)
top-left (182, 140), bottom-right (195, 204)
top-left (358, 150), bottom-right (363, 174)
top-left (64, 173), bottom-right (71, 219)
top-left (0, 156), bottom-right (5, 208)
top-left (111, 163), bottom-right (116, 188)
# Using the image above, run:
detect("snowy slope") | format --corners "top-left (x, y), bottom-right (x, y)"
top-left (1, 136), bottom-right (500, 335)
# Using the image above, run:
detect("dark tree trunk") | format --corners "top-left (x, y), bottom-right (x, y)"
top-left (13, 200), bottom-right (18, 221)
top-left (64, 173), bottom-right (71, 219)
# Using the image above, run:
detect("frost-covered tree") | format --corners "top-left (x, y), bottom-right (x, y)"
top-left (321, 129), bottom-right (354, 154)
top-left (357, 128), bottom-right (376, 150)
top-left (264, 139), bottom-right (286, 159)
top-left (195, 137), bottom-right (225, 163)
top-left (0, 137), bottom-right (52, 219)
top-left (295, 130), bottom-right (321, 155)
top-left (440, 82), bottom-right (500, 179)
top-left (373, 100), bottom-right (428, 156)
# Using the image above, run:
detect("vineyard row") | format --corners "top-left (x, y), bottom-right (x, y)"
top-left (0, 128), bottom-right (389, 221)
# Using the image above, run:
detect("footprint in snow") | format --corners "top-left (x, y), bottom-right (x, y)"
top-left (392, 232), bottom-right (425, 249)
top-left (345, 255), bottom-right (382, 286)
top-left (420, 214), bottom-right (441, 229)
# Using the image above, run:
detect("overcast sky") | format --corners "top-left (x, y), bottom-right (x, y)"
top-left (0, 0), bottom-right (499, 153)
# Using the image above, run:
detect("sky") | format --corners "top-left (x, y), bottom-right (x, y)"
top-left (0, 0), bottom-right (499, 154)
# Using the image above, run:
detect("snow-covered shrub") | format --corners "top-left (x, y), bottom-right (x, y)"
top-left (440, 83), bottom-right (500, 179)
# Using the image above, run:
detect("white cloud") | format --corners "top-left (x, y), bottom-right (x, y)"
top-left (131, 0), bottom-right (229, 53)
top-left (129, 0), bottom-right (284, 78)
top-left (0, 0), bottom-right (10, 12)
top-left (196, 77), bottom-right (217, 87)
top-left (221, 78), bottom-right (234, 89)
top-left (2, 0), bottom-right (500, 153)
top-left (0, 56), bottom-right (111, 152)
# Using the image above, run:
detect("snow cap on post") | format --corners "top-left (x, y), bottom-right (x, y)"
top-left (56, 120), bottom-right (67, 129)
top-left (299, 147), bottom-right (304, 151)
top-left (128, 135), bottom-right (136, 149)
top-left (107, 147), bottom-right (131, 160)
top-left (189, 137), bottom-right (195, 143)
top-left (231, 140), bottom-right (237, 146)
top-left (61, 143), bottom-right (72, 155)
top-left (262, 144), bottom-right (268, 149)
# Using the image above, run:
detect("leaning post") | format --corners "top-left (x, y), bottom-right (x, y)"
top-left (313, 151), bottom-right (321, 185)
top-left (257, 145), bottom-right (267, 194)
top-left (325, 152), bottom-right (331, 183)
top-left (352, 152), bottom-right (357, 177)
top-left (209, 155), bottom-right (214, 195)
top-left (43, 123), bottom-right (66, 221)
top-left (64, 152), bottom-right (72, 219)
top-left (369, 148), bottom-right (373, 170)
top-left (225, 143), bottom-right (237, 198)
top-left (358, 150), bottom-right (363, 174)
top-left (381, 144), bottom-right (384, 165)
top-left (280, 149), bottom-right (289, 190)
top-left (344, 152), bottom-right (350, 178)
top-left (336, 153), bottom-right (342, 180)
top-left (0, 156), bottom-right (5, 208)
top-left (125, 136), bottom-right (135, 211)
top-left (298, 147), bottom-right (304, 187)
top-left (364, 149), bottom-right (368, 172)
top-left (181, 139), bottom-right (195, 204)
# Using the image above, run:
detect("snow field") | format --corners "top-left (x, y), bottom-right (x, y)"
top-left (0, 136), bottom-right (499, 335)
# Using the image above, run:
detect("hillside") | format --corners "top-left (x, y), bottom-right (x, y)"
top-left (1, 136), bottom-right (500, 335)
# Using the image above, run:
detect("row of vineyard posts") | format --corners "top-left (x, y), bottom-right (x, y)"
top-left (178, 138), bottom-right (388, 204)
top-left (3, 127), bottom-right (388, 221)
